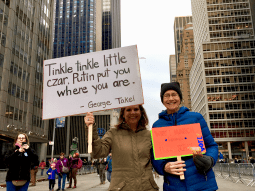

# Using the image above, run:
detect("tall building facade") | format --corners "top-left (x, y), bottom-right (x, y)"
top-left (49, 0), bottom-right (121, 160)
top-left (176, 23), bottom-right (195, 110)
top-left (169, 55), bottom-right (177, 82)
top-left (190, 0), bottom-right (255, 160)
top-left (174, 16), bottom-right (192, 66)
top-left (0, 0), bottom-right (55, 166)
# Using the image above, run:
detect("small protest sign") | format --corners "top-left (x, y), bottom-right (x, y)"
top-left (151, 123), bottom-right (206, 160)
top-left (43, 45), bottom-right (143, 120)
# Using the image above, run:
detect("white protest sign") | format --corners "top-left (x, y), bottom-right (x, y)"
top-left (43, 45), bottom-right (143, 120)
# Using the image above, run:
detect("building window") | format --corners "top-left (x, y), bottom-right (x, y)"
top-left (0, 53), bottom-right (4, 67)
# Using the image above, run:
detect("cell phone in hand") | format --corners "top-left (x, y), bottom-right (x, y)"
top-left (22, 142), bottom-right (27, 146)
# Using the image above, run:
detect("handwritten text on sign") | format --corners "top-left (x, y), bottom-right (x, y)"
top-left (43, 45), bottom-right (143, 120)
top-left (151, 123), bottom-right (206, 160)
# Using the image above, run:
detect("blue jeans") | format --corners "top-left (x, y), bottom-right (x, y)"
top-left (6, 181), bottom-right (30, 191)
top-left (41, 169), bottom-right (44, 176)
top-left (107, 171), bottom-right (112, 182)
top-left (58, 173), bottom-right (67, 190)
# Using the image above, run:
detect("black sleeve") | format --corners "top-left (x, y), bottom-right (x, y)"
top-left (4, 148), bottom-right (19, 167)
top-left (27, 148), bottom-right (39, 167)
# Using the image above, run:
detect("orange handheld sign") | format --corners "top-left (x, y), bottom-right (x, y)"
top-left (151, 123), bottom-right (206, 160)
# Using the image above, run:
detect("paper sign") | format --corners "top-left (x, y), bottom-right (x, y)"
top-left (151, 123), bottom-right (206, 160)
top-left (43, 45), bottom-right (143, 120)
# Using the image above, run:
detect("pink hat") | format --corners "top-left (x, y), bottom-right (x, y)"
top-left (51, 163), bottom-right (56, 167)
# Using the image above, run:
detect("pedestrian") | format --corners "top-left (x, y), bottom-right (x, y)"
top-left (84, 105), bottom-right (159, 191)
top-left (151, 82), bottom-right (218, 191)
top-left (106, 153), bottom-right (112, 182)
top-left (56, 152), bottom-right (69, 191)
top-left (30, 164), bottom-right (38, 186)
top-left (39, 160), bottom-right (46, 176)
top-left (47, 163), bottom-right (58, 191)
top-left (67, 153), bottom-right (82, 188)
top-left (66, 154), bottom-right (72, 184)
top-left (98, 158), bottom-right (107, 184)
top-left (4, 133), bottom-right (39, 191)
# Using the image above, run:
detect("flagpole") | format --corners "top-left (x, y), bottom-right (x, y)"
top-left (51, 119), bottom-right (56, 162)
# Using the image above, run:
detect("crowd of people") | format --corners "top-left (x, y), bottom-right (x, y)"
top-left (5, 82), bottom-right (224, 191)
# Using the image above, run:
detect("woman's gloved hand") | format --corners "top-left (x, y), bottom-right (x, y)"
top-left (193, 155), bottom-right (214, 172)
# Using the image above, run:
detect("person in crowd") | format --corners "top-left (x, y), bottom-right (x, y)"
top-left (30, 163), bottom-right (38, 186)
top-left (88, 160), bottom-right (92, 173)
top-left (151, 82), bottom-right (218, 191)
top-left (39, 159), bottom-right (46, 176)
top-left (98, 158), bottom-right (107, 184)
top-left (84, 105), bottom-right (159, 191)
top-left (4, 133), bottom-right (39, 191)
top-left (53, 158), bottom-right (58, 165)
top-left (83, 159), bottom-right (87, 171)
top-left (56, 152), bottom-right (69, 191)
top-left (66, 154), bottom-right (72, 184)
top-left (67, 153), bottom-right (82, 188)
top-left (106, 153), bottom-right (112, 182)
top-left (47, 163), bottom-right (58, 191)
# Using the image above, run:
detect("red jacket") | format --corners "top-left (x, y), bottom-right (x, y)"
top-left (39, 161), bottom-right (46, 169)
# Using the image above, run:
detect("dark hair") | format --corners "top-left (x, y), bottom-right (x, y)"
top-left (13, 133), bottom-right (29, 147)
top-left (60, 152), bottom-right (65, 156)
top-left (115, 105), bottom-right (149, 129)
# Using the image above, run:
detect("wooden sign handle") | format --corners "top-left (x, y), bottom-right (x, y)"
top-left (177, 156), bottom-right (185, 180)
top-left (88, 124), bottom-right (93, 153)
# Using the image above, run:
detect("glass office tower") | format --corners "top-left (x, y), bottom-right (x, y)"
top-left (49, 0), bottom-right (121, 160)
top-left (191, 0), bottom-right (255, 160)
top-left (0, 0), bottom-right (55, 164)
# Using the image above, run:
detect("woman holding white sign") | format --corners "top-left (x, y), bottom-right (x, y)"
top-left (84, 105), bottom-right (159, 191)
top-left (151, 82), bottom-right (218, 191)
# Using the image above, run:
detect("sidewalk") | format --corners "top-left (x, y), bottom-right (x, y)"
top-left (1, 172), bottom-right (254, 190)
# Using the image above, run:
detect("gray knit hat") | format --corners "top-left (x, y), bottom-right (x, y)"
top-left (160, 82), bottom-right (182, 103)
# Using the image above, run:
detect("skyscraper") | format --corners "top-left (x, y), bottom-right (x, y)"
top-left (190, 0), bottom-right (255, 159)
top-left (0, 0), bottom-right (55, 164)
top-left (49, 0), bottom-right (121, 160)
top-left (169, 55), bottom-right (177, 82)
top-left (176, 23), bottom-right (195, 110)
top-left (174, 16), bottom-right (192, 66)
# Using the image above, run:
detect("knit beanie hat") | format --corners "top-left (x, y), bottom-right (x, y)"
top-left (160, 82), bottom-right (182, 103)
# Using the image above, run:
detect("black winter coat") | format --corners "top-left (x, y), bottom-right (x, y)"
top-left (5, 147), bottom-right (39, 181)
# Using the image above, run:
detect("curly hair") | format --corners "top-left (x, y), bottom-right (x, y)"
top-left (115, 105), bottom-right (149, 129)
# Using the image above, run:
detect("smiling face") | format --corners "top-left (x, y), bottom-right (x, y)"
top-left (123, 105), bottom-right (142, 127)
top-left (16, 134), bottom-right (27, 145)
top-left (163, 90), bottom-right (181, 114)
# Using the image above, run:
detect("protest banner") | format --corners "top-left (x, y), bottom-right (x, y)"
top-left (151, 123), bottom-right (206, 160)
top-left (43, 45), bottom-right (143, 120)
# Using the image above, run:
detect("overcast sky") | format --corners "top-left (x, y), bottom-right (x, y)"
top-left (121, 0), bottom-right (192, 127)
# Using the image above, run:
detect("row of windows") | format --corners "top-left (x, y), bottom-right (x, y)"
top-left (32, 115), bottom-right (43, 128)
top-left (33, 96), bottom-right (42, 109)
top-left (208, 9), bottom-right (250, 18)
top-left (5, 105), bottom-right (27, 123)
top-left (8, 82), bottom-right (29, 102)
top-left (10, 62), bottom-right (30, 83)
top-left (207, 2), bottom-right (249, 11)
top-left (207, 93), bottom-right (254, 101)
top-left (14, 25), bottom-right (33, 48)
top-left (12, 43), bottom-right (32, 66)
top-left (16, 6), bottom-right (34, 32)
top-left (204, 50), bottom-right (255, 60)
top-left (206, 84), bottom-right (254, 93)
top-left (211, 130), bottom-right (254, 138)
top-left (203, 41), bottom-right (255, 51)
top-left (210, 121), bottom-right (254, 129)
top-left (210, 111), bottom-right (255, 119)
top-left (209, 23), bottom-right (252, 31)
top-left (209, 102), bottom-right (254, 110)
top-left (204, 58), bottom-right (255, 68)
top-left (0, 8), bottom-right (8, 26)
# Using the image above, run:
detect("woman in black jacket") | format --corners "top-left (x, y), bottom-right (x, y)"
top-left (5, 133), bottom-right (39, 191)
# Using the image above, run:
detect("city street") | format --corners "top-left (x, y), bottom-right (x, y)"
top-left (19, 172), bottom-right (255, 191)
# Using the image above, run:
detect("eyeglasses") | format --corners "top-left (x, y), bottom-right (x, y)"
top-left (17, 137), bottom-right (26, 140)
top-left (163, 93), bottom-right (179, 99)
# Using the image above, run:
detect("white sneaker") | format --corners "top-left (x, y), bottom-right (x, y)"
top-left (66, 181), bottom-right (69, 184)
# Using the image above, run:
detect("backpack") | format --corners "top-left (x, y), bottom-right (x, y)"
top-left (77, 158), bottom-right (83, 169)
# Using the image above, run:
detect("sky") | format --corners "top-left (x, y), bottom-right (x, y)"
top-left (121, 0), bottom-right (192, 127)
